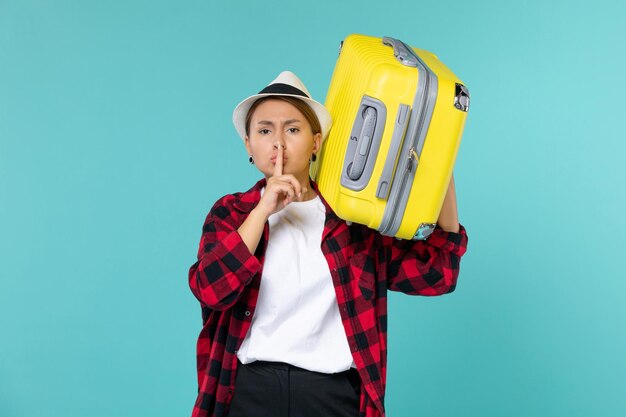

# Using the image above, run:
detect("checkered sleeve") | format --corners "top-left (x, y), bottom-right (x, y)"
top-left (383, 224), bottom-right (468, 296)
top-left (188, 195), bottom-right (262, 311)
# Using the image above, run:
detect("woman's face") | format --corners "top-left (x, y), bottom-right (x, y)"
top-left (245, 99), bottom-right (321, 180)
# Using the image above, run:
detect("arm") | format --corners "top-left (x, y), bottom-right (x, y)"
top-left (383, 175), bottom-right (467, 295)
top-left (190, 150), bottom-right (307, 310)
top-left (237, 207), bottom-right (270, 255)
top-left (239, 145), bottom-right (305, 254)
top-left (188, 196), bottom-right (262, 311)
top-left (437, 174), bottom-right (460, 233)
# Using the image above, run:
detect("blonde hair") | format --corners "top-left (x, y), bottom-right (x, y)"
top-left (245, 96), bottom-right (322, 137)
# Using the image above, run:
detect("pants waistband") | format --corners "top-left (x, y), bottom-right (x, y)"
top-left (240, 360), bottom-right (357, 376)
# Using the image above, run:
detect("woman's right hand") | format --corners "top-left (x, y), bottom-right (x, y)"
top-left (237, 146), bottom-right (306, 255)
top-left (254, 145), bottom-right (306, 218)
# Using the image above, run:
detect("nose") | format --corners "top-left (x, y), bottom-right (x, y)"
top-left (273, 142), bottom-right (286, 150)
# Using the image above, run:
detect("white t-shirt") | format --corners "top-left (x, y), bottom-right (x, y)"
top-left (236, 191), bottom-right (355, 373)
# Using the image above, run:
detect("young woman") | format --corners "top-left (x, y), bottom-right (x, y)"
top-left (188, 71), bottom-right (468, 417)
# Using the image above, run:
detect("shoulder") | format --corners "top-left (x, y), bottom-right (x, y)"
top-left (204, 178), bottom-right (266, 225)
top-left (209, 192), bottom-right (244, 218)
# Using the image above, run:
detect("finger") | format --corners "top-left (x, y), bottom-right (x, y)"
top-left (281, 175), bottom-right (302, 200)
top-left (266, 180), bottom-right (296, 208)
top-left (273, 145), bottom-right (283, 177)
top-left (268, 176), bottom-right (298, 194)
top-left (283, 183), bottom-right (296, 202)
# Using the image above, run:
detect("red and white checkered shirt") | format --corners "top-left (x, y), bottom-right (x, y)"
top-left (189, 178), bottom-right (468, 417)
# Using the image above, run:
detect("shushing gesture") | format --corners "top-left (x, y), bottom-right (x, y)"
top-left (255, 144), bottom-right (307, 218)
top-left (238, 144), bottom-right (309, 255)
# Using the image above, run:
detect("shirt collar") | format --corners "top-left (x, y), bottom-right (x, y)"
top-left (232, 178), bottom-right (266, 213)
top-left (310, 181), bottom-right (342, 232)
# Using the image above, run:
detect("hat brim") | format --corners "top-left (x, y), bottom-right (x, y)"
top-left (232, 93), bottom-right (332, 143)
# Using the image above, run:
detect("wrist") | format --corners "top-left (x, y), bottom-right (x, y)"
top-left (436, 221), bottom-right (460, 233)
top-left (250, 206), bottom-right (271, 222)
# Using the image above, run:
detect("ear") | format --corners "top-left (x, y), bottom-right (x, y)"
top-left (312, 133), bottom-right (322, 154)
top-left (244, 136), bottom-right (252, 155)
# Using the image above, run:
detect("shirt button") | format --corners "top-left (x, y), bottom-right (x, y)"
top-left (244, 310), bottom-right (251, 317)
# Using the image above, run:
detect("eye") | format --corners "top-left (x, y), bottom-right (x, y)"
top-left (287, 127), bottom-right (300, 134)
top-left (258, 128), bottom-right (271, 135)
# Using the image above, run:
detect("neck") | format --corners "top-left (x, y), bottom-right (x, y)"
top-left (296, 172), bottom-right (317, 201)
top-left (300, 186), bottom-right (317, 201)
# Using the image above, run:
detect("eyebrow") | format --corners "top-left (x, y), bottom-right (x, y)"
top-left (255, 119), bottom-right (302, 126)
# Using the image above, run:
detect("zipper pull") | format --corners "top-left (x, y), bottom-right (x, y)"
top-left (407, 147), bottom-right (419, 172)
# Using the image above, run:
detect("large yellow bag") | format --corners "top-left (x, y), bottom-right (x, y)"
top-left (311, 34), bottom-right (470, 240)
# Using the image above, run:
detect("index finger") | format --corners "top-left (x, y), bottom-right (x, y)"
top-left (273, 145), bottom-right (283, 177)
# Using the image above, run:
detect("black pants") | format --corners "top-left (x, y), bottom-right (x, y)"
top-left (228, 360), bottom-right (361, 417)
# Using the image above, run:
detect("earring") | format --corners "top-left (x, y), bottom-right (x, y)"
top-left (311, 154), bottom-right (317, 162)
top-left (249, 155), bottom-right (254, 164)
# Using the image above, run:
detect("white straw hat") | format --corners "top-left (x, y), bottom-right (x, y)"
top-left (232, 71), bottom-right (332, 142)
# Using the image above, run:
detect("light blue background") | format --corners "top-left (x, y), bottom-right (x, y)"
top-left (1, 0), bottom-right (625, 416)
